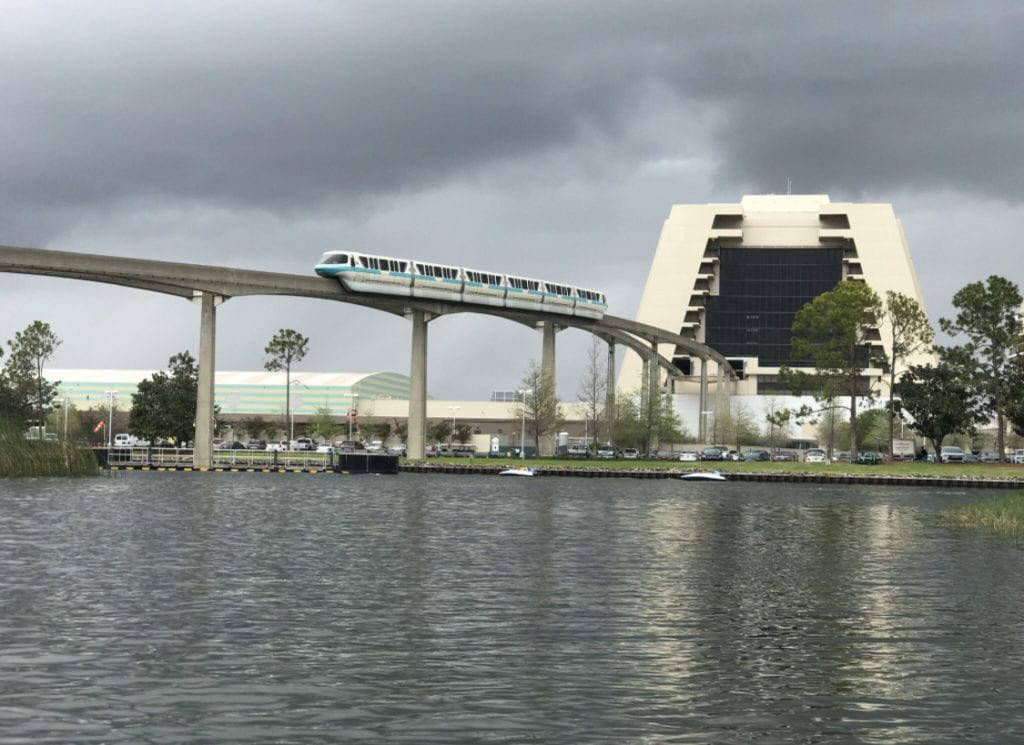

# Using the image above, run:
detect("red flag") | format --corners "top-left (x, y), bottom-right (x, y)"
top-left (93, 420), bottom-right (105, 433)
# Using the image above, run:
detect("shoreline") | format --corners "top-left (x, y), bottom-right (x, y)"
top-left (399, 462), bottom-right (1024, 489)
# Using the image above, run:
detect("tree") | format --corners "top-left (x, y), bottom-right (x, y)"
top-left (938, 276), bottom-right (1024, 462)
top-left (855, 408), bottom-right (890, 454)
top-left (610, 389), bottom-right (688, 451)
top-left (518, 361), bottom-right (562, 457)
top-left (764, 405), bottom-right (792, 451)
top-left (576, 335), bottom-right (607, 445)
top-left (788, 281), bottom-right (883, 458)
top-left (453, 423), bottom-right (474, 444)
top-left (730, 403), bottom-right (761, 450)
top-left (359, 418), bottom-right (393, 444)
top-left (241, 415), bottom-right (272, 440)
top-left (3, 321), bottom-right (62, 431)
top-left (882, 291), bottom-right (934, 457)
top-left (1004, 355), bottom-right (1024, 440)
top-left (307, 405), bottom-right (342, 442)
top-left (898, 361), bottom-right (987, 456)
top-left (129, 352), bottom-right (202, 445)
top-left (391, 418), bottom-right (408, 445)
top-left (427, 418), bottom-right (452, 445)
top-left (264, 329), bottom-right (309, 443)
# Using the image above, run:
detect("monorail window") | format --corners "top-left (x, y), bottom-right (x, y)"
top-left (417, 264), bottom-right (459, 279)
top-left (323, 253), bottom-right (349, 265)
top-left (508, 277), bottom-right (539, 290)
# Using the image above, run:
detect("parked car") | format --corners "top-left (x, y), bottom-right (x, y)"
top-left (217, 440), bottom-right (246, 450)
top-left (338, 440), bottom-right (366, 452)
top-left (700, 446), bottom-right (726, 461)
top-left (112, 433), bottom-right (138, 448)
top-left (742, 449), bottom-right (770, 462)
top-left (804, 448), bottom-right (828, 463)
top-left (772, 451), bottom-right (797, 462)
top-left (596, 445), bottom-right (619, 459)
top-left (315, 442), bottom-right (335, 453)
top-left (1013, 449), bottom-right (1024, 465)
top-left (293, 437), bottom-right (315, 451)
top-left (245, 439), bottom-right (266, 450)
top-left (622, 448), bottom-right (640, 459)
top-left (678, 450), bottom-right (699, 462)
top-left (980, 451), bottom-right (1001, 463)
top-left (854, 451), bottom-right (884, 465)
top-left (388, 443), bottom-right (408, 457)
top-left (962, 452), bottom-right (978, 463)
top-left (834, 451), bottom-right (851, 463)
top-left (940, 445), bottom-right (965, 463)
top-left (265, 440), bottom-right (288, 451)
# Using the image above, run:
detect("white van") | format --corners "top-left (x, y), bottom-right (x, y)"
top-left (113, 433), bottom-right (137, 448)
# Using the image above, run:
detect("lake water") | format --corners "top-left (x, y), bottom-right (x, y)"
top-left (2, 472), bottom-right (1023, 743)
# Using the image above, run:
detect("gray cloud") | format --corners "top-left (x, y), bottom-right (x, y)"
top-left (2, 1), bottom-right (1022, 398)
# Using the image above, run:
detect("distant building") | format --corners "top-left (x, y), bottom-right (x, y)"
top-left (45, 369), bottom-right (569, 447)
top-left (47, 369), bottom-right (412, 419)
top-left (618, 195), bottom-right (933, 443)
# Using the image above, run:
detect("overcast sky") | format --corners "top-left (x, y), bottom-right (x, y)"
top-left (2, 1), bottom-right (1022, 401)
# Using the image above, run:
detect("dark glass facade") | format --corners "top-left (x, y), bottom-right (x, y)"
top-left (704, 247), bottom-right (843, 367)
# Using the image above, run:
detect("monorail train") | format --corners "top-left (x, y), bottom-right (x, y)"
top-left (315, 251), bottom-right (607, 319)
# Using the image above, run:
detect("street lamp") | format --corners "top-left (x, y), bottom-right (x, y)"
top-left (105, 390), bottom-right (116, 448)
top-left (448, 405), bottom-right (460, 444)
top-left (519, 389), bottom-right (532, 459)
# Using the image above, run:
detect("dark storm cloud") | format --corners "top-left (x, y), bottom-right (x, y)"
top-left (2, 0), bottom-right (1022, 241)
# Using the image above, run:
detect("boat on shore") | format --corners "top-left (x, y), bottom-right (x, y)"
top-left (680, 470), bottom-right (727, 481)
top-left (499, 466), bottom-right (536, 477)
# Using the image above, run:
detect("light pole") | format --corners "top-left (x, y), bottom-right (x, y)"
top-left (448, 405), bottom-right (460, 444)
top-left (105, 390), bottom-right (116, 448)
top-left (519, 389), bottom-right (532, 459)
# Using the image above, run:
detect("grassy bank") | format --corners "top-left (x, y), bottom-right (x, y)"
top-left (0, 423), bottom-right (100, 477)
top-left (418, 455), bottom-right (1024, 480)
top-left (946, 491), bottom-right (1024, 538)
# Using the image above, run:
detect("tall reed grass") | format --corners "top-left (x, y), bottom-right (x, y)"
top-left (0, 421), bottom-right (99, 477)
top-left (946, 491), bottom-right (1024, 538)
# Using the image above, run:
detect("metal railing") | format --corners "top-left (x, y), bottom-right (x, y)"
top-left (104, 447), bottom-right (333, 470)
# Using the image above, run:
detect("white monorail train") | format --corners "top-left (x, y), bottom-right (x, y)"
top-left (315, 251), bottom-right (607, 319)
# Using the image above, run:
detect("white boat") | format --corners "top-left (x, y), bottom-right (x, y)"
top-left (679, 470), bottom-right (727, 481)
top-left (499, 466), bottom-right (535, 477)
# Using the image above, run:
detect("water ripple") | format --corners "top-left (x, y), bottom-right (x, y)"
top-left (1, 473), bottom-right (1023, 742)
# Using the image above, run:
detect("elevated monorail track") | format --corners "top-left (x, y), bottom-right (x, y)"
top-left (1, 244), bottom-right (734, 462)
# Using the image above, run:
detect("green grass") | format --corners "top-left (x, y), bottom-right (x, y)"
top-left (0, 423), bottom-right (100, 477)
top-left (946, 491), bottom-right (1024, 538)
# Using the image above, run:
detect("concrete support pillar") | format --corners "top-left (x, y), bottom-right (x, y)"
top-left (539, 320), bottom-right (558, 456)
top-left (541, 320), bottom-right (557, 391)
top-left (648, 340), bottom-right (660, 452)
top-left (407, 309), bottom-right (430, 459)
top-left (698, 357), bottom-right (708, 443)
top-left (193, 291), bottom-right (222, 469)
top-left (605, 340), bottom-right (616, 423)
